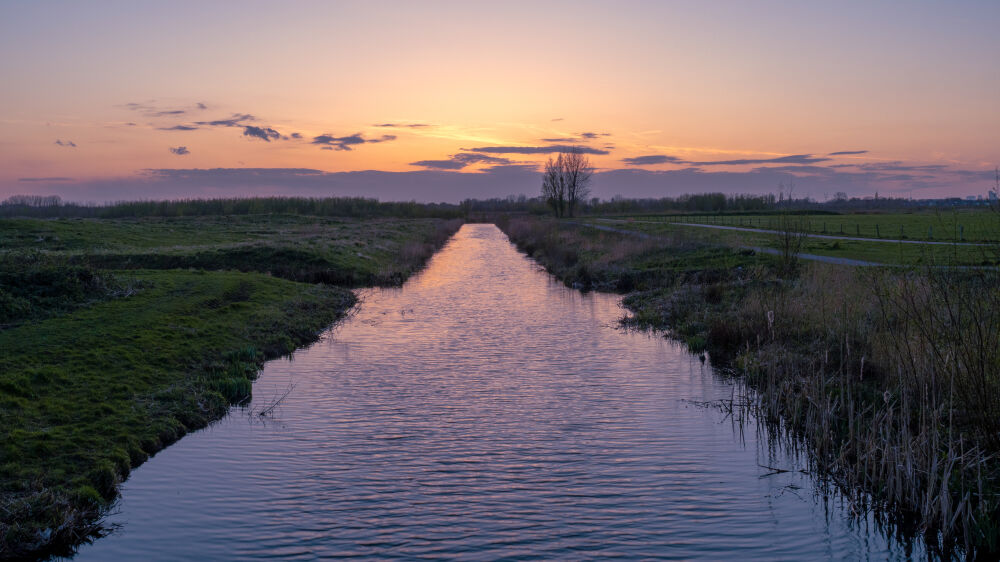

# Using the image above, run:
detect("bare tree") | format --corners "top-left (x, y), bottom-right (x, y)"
top-left (540, 150), bottom-right (594, 218)
top-left (542, 155), bottom-right (566, 217)
top-left (562, 150), bottom-right (593, 218)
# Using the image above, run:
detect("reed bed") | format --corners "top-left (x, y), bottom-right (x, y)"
top-left (498, 215), bottom-right (1000, 558)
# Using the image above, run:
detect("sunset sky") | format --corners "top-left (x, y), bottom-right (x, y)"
top-left (2, 1), bottom-right (998, 202)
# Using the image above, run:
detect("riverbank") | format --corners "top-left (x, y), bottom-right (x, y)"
top-left (496, 215), bottom-right (1000, 558)
top-left (0, 215), bottom-right (462, 560)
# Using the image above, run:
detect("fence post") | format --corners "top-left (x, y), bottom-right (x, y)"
top-left (876, 224), bottom-right (880, 238)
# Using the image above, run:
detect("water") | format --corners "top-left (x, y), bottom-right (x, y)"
top-left (71, 224), bottom-right (920, 560)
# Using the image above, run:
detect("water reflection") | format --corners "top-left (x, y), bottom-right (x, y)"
top-left (71, 224), bottom-right (921, 560)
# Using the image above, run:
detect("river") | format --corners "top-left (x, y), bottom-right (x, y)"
top-left (71, 224), bottom-right (921, 560)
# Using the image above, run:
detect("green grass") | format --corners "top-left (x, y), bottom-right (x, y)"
top-left (583, 217), bottom-right (1000, 266)
top-left (0, 270), bottom-right (354, 557)
top-left (0, 214), bottom-right (462, 558)
top-left (0, 215), bottom-right (459, 285)
top-left (602, 209), bottom-right (1000, 243)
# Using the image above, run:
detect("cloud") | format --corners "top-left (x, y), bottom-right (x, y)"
top-left (290, 132), bottom-right (302, 139)
top-left (8, 162), bottom-right (992, 204)
top-left (18, 177), bottom-right (74, 182)
top-left (311, 133), bottom-right (396, 151)
top-left (622, 155), bottom-right (684, 166)
top-left (194, 113), bottom-right (255, 127)
top-left (480, 163), bottom-right (540, 174)
top-left (541, 132), bottom-right (611, 143)
top-left (854, 162), bottom-right (948, 172)
top-left (167, 112), bottom-right (286, 143)
top-left (375, 123), bottom-right (430, 128)
top-left (829, 150), bottom-right (869, 156)
top-left (684, 154), bottom-right (830, 166)
top-left (409, 159), bottom-right (466, 170)
top-left (54, 139), bottom-right (77, 147)
top-left (466, 144), bottom-right (609, 155)
top-left (551, 117), bottom-right (564, 121)
top-left (410, 152), bottom-right (513, 170)
top-left (123, 101), bottom-right (206, 116)
top-left (169, 146), bottom-right (190, 155)
top-left (242, 126), bottom-right (280, 142)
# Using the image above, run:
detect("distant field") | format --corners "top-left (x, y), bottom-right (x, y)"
top-left (0, 214), bottom-right (458, 286)
top-left (609, 210), bottom-right (1000, 243)
top-left (584, 215), bottom-right (1000, 266)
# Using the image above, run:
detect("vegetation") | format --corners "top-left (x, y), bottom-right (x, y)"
top-left (541, 151), bottom-right (593, 218)
top-left (611, 209), bottom-right (1000, 243)
top-left (497, 215), bottom-right (1000, 558)
top-left (583, 216), bottom-right (1000, 267)
top-left (0, 214), bottom-right (462, 286)
top-left (0, 195), bottom-right (463, 220)
top-left (0, 211), bottom-right (462, 559)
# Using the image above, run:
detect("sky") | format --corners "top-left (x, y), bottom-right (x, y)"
top-left (1, 0), bottom-right (998, 203)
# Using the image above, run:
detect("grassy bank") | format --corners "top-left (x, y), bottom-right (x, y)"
top-left (498, 215), bottom-right (1000, 558)
top-left (0, 215), bottom-right (462, 559)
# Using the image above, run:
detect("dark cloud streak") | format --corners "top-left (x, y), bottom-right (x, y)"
top-left (410, 152), bottom-right (512, 170)
top-left (243, 126), bottom-right (280, 142)
top-left (622, 155), bottom-right (684, 166)
top-left (466, 144), bottom-right (609, 155)
top-left (311, 133), bottom-right (396, 151)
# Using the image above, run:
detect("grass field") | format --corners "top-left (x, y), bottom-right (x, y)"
top-left (500, 215), bottom-right (1000, 556)
top-left (0, 214), bottom-right (461, 285)
top-left (607, 209), bottom-right (1000, 243)
top-left (584, 215), bottom-right (1000, 266)
top-left (0, 214), bottom-right (462, 558)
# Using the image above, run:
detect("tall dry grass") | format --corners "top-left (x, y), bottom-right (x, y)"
top-left (732, 263), bottom-right (1000, 555)
top-left (500, 215), bottom-right (1000, 556)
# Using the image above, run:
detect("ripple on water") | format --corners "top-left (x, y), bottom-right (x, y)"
top-left (71, 224), bottom-right (922, 561)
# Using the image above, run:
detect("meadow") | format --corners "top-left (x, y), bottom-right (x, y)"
top-left (498, 215), bottom-right (1000, 557)
top-left (0, 211), bottom-right (461, 559)
top-left (583, 211), bottom-right (1000, 266)
top-left (610, 208), bottom-right (1000, 241)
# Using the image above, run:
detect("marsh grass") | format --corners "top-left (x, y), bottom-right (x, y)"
top-left (500, 215), bottom-right (1000, 557)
